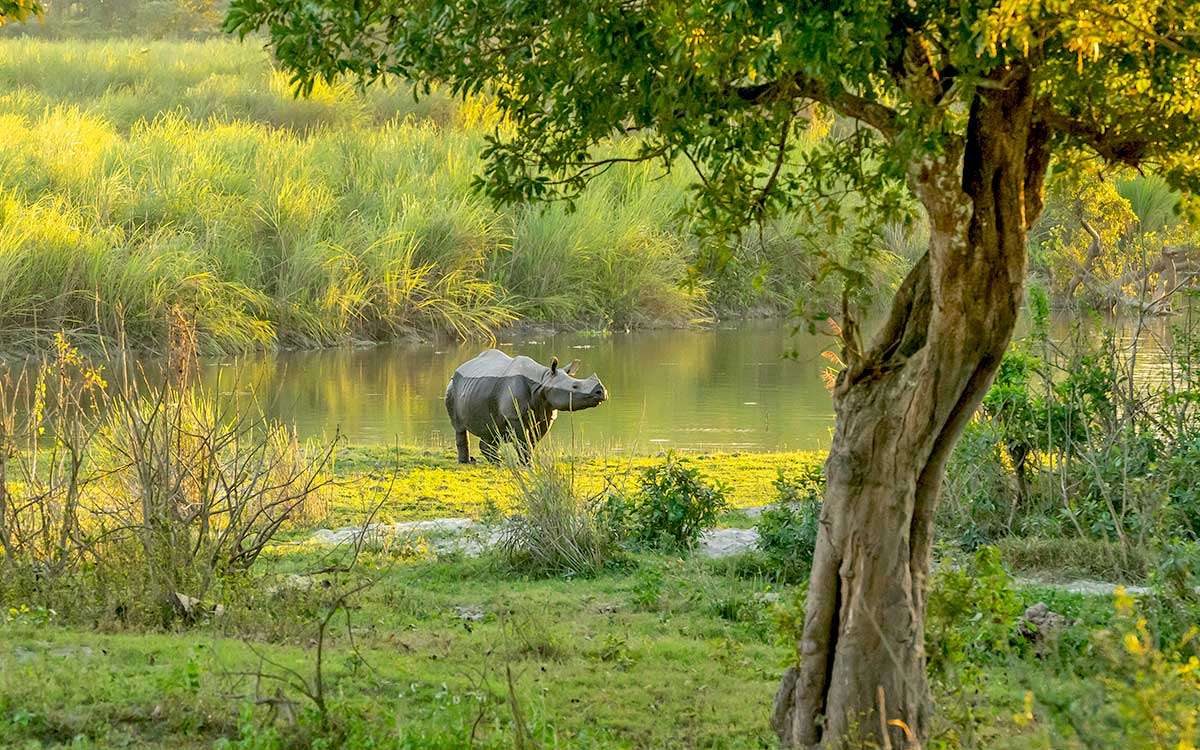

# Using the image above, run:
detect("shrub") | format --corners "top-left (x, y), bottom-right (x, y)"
top-left (1034, 588), bottom-right (1200, 749)
top-left (0, 333), bottom-right (336, 626)
top-left (755, 467), bottom-right (824, 583)
top-left (626, 452), bottom-right (728, 551)
top-left (498, 452), bottom-right (617, 577)
top-left (939, 420), bottom-right (1028, 549)
top-left (926, 546), bottom-right (1022, 677)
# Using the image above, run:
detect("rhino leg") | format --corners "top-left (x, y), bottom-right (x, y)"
top-left (479, 437), bottom-right (500, 464)
top-left (455, 430), bottom-right (474, 464)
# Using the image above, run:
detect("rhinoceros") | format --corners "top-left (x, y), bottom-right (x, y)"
top-left (444, 349), bottom-right (608, 463)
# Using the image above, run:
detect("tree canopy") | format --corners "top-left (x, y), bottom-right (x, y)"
top-left (226, 1), bottom-right (1200, 236)
top-left (0, 0), bottom-right (39, 24)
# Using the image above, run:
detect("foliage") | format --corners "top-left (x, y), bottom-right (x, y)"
top-left (0, 39), bottom-right (910, 352)
top-left (754, 467), bottom-right (824, 583)
top-left (1090, 601), bottom-right (1200, 750)
top-left (1030, 169), bottom-right (1199, 310)
top-left (0, 333), bottom-right (336, 625)
top-left (926, 546), bottom-right (1023, 678)
top-left (0, 0), bottom-right (37, 25)
top-left (1031, 587), bottom-right (1200, 750)
top-left (226, 0), bottom-right (1200, 317)
top-left (940, 420), bottom-right (1025, 549)
top-left (497, 452), bottom-right (618, 577)
top-left (941, 295), bottom-right (1200, 560)
top-left (621, 453), bottom-right (728, 551)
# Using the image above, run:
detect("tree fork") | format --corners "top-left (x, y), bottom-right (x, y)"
top-left (773, 70), bottom-right (1051, 749)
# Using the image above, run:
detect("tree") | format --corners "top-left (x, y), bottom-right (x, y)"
top-left (224, 1), bottom-right (1200, 746)
top-left (0, 0), bottom-right (39, 24)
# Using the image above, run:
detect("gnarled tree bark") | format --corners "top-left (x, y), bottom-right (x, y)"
top-left (772, 69), bottom-right (1052, 749)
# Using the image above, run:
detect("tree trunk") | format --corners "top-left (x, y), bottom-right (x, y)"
top-left (772, 70), bottom-right (1051, 749)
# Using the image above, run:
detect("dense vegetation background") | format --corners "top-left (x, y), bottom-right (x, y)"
top-left (0, 13), bottom-right (1194, 353)
top-left (0, 34), bottom-right (896, 353)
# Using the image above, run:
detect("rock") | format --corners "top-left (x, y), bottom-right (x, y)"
top-left (309, 518), bottom-right (478, 547)
top-left (1014, 577), bottom-right (1150, 597)
top-left (696, 527), bottom-right (759, 558)
top-left (172, 591), bottom-right (225, 621)
top-left (1018, 602), bottom-right (1068, 650)
top-left (453, 605), bottom-right (485, 622)
top-left (266, 574), bottom-right (318, 596)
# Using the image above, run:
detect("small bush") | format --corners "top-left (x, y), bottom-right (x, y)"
top-left (625, 452), bottom-right (728, 551)
top-left (926, 546), bottom-right (1022, 677)
top-left (0, 333), bottom-right (335, 626)
top-left (629, 565), bottom-right (666, 611)
top-left (755, 467), bottom-right (824, 583)
top-left (938, 420), bottom-right (1021, 549)
top-left (498, 452), bottom-right (617, 577)
top-left (1034, 588), bottom-right (1200, 749)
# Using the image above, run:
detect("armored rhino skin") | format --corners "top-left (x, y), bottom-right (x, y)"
top-left (445, 349), bottom-right (608, 463)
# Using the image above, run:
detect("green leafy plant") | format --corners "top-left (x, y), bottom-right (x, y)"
top-left (627, 453), bottom-right (728, 551)
top-left (1034, 587), bottom-right (1200, 750)
top-left (755, 468), bottom-right (824, 583)
top-left (926, 546), bottom-right (1022, 677)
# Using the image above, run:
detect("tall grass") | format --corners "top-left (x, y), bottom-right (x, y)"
top-left (498, 450), bottom-right (616, 577)
top-left (0, 38), bottom-right (772, 352)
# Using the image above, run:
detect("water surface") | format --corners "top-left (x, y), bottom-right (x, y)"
top-left (201, 322), bottom-right (839, 453)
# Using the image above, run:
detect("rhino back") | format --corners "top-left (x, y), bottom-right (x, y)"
top-left (447, 350), bottom-right (551, 435)
top-left (447, 372), bottom-right (536, 436)
top-left (455, 350), bottom-right (548, 381)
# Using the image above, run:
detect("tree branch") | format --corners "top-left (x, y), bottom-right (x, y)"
top-left (736, 74), bottom-right (900, 140)
top-left (1040, 107), bottom-right (1151, 167)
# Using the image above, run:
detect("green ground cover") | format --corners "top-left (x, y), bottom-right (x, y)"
top-left (1, 434), bottom-right (1197, 749)
top-left (2, 543), bottom-right (1192, 749)
top-left (322, 446), bottom-right (824, 526)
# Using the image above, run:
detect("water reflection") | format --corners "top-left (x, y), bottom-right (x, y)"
top-left (201, 322), bottom-right (839, 452)
top-left (23, 312), bottom-right (1171, 455)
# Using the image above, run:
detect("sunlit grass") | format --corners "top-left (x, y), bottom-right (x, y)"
top-left (0, 38), bottom-right (727, 352)
top-left (323, 445), bottom-right (824, 526)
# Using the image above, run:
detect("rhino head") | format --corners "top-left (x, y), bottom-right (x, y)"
top-left (541, 356), bottom-right (608, 412)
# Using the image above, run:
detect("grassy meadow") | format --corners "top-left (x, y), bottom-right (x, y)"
top-left (3, 439), bottom-right (1195, 750)
top-left (0, 37), bottom-right (858, 354)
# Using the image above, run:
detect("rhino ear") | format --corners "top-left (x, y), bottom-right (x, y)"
top-left (550, 356), bottom-right (559, 374)
top-left (565, 359), bottom-right (580, 376)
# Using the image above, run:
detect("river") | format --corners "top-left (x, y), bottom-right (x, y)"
top-left (200, 321), bottom-right (839, 453)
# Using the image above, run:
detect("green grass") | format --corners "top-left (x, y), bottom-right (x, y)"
top-left (2, 550), bottom-right (1187, 750)
top-left (0, 37), bottom-right (853, 354)
top-left (1, 554), bottom-right (790, 749)
top-left (323, 445), bottom-right (825, 527)
top-left (302, 445), bottom-right (1177, 587)
top-left (2, 446), bottom-right (1196, 749)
